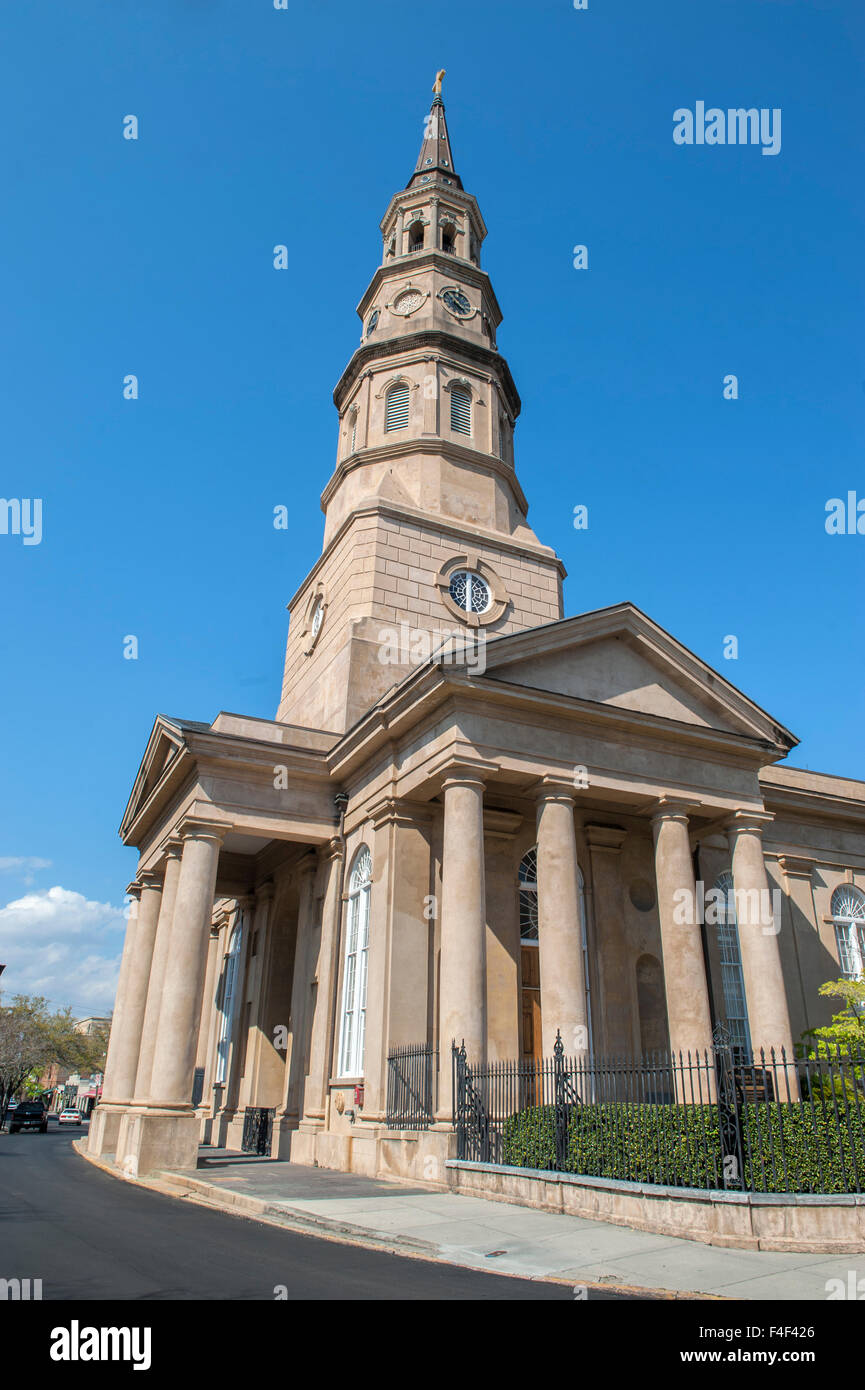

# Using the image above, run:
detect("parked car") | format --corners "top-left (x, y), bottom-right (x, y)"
top-left (9, 1101), bottom-right (48, 1134)
top-left (57, 1108), bottom-right (83, 1126)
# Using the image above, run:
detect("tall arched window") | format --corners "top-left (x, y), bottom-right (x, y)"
top-left (441, 224), bottom-right (456, 254)
top-left (385, 382), bottom-right (410, 432)
top-left (518, 847), bottom-right (539, 941)
top-left (214, 914), bottom-right (243, 1084)
top-left (348, 410), bottom-right (357, 454)
top-left (713, 871), bottom-right (751, 1055)
top-left (832, 885), bottom-right (865, 979)
top-left (450, 384), bottom-right (471, 436)
top-left (518, 847), bottom-right (592, 1058)
top-left (338, 847), bottom-right (372, 1077)
top-left (408, 222), bottom-right (424, 252)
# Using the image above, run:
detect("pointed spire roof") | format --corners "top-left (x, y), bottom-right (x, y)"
top-left (407, 73), bottom-right (463, 190)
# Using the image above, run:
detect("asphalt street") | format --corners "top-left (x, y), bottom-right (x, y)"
top-left (0, 1121), bottom-right (593, 1300)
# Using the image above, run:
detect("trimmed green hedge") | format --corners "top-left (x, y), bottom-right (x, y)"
top-left (501, 1100), bottom-right (865, 1194)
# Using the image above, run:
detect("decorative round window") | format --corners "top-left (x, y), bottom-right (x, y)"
top-left (448, 570), bottom-right (491, 615)
top-left (441, 288), bottom-right (471, 318)
top-left (392, 289), bottom-right (424, 316)
top-left (310, 599), bottom-right (324, 639)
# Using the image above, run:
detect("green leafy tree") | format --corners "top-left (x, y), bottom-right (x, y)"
top-left (801, 977), bottom-right (865, 1056)
top-left (0, 995), bottom-right (107, 1126)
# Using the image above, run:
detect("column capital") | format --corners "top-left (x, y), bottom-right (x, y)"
top-left (439, 759), bottom-right (496, 794)
top-left (125, 881), bottom-right (143, 902)
top-left (650, 796), bottom-right (697, 827)
top-left (177, 816), bottom-right (230, 844)
top-left (159, 837), bottom-right (184, 864)
top-left (533, 774), bottom-right (578, 805)
top-left (138, 870), bottom-right (163, 891)
top-left (725, 809), bottom-right (774, 839)
top-left (254, 878), bottom-right (277, 901)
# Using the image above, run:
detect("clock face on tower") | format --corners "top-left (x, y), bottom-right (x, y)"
top-left (441, 288), bottom-right (472, 318)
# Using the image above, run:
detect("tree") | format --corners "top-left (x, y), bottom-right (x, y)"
top-left (0, 995), bottom-right (107, 1126)
top-left (801, 977), bottom-right (865, 1056)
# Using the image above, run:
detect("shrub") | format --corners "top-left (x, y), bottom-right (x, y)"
top-left (500, 1097), bottom-right (865, 1194)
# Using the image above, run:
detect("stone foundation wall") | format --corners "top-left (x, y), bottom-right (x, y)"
top-left (445, 1159), bottom-right (865, 1254)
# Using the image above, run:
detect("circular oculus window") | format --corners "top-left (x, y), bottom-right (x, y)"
top-left (392, 289), bottom-right (425, 316)
top-left (448, 570), bottom-right (491, 615)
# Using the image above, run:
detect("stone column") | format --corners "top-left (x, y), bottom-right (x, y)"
top-left (130, 841), bottom-right (183, 1104)
top-left (651, 800), bottom-right (714, 1058)
top-left (536, 780), bottom-right (589, 1058)
top-left (120, 820), bottom-right (226, 1176)
top-left (727, 812), bottom-right (795, 1058)
top-left (301, 840), bottom-right (344, 1126)
top-left (279, 860), bottom-right (318, 1129)
top-left (437, 768), bottom-right (487, 1119)
top-left (88, 872), bottom-right (162, 1157)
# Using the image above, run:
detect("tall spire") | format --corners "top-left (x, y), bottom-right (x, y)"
top-left (407, 71), bottom-right (462, 190)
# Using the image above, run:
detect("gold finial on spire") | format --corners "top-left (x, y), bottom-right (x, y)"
top-left (433, 69), bottom-right (446, 96)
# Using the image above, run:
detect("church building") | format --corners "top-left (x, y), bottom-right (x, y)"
top-left (89, 81), bottom-right (865, 1182)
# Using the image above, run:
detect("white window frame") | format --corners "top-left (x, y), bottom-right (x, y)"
top-left (214, 914), bottom-right (243, 1085)
top-left (832, 885), bottom-right (865, 980)
top-left (337, 847), bottom-right (372, 1078)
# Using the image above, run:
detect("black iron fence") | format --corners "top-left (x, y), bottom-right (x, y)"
top-left (386, 1043), bottom-right (437, 1129)
top-left (241, 1106), bottom-right (274, 1156)
top-left (453, 1026), bottom-right (865, 1195)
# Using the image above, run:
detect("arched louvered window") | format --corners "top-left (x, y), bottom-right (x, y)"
top-left (832, 885), bottom-right (865, 979)
top-left (349, 412), bottom-right (357, 453)
top-left (713, 872), bottom-right (752, 1056)
top-left (338, 847), bottom-right (372, 1077)
top-left (450, 384), bottom-right (471, 436)
top-left (214, 914), bottom-right (243, 1084)
top-left (385, 382), bottom-right (410, 432)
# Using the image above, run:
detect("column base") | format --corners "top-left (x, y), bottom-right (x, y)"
top-left (116, 1106), bottom-right (201, 1177)
top-left (87, 1102), bottom-right (128, 1158)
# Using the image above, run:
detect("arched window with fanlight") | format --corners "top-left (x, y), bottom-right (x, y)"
top-left (214, 913), bottom-right (244, 1085)
top-left (408, 221), bottom-right (424, 253)
top-left (832, 885), bottom-right (865, 979)
top-left (450, 384), bottom-right (471, 436)
top-left (713, 871), bottom-right (752, 1056)
top-left (338, 847), bottom-right (372, 1077)
top-left (385, 381), bottom-right (411, 432)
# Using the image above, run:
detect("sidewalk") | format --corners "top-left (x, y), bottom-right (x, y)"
top-left (154, 1149), bottom-right (858, 1300)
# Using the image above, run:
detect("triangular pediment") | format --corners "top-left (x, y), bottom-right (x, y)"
top-left (119, 716), bottom-right (191, 838)
top-left (481, 604), bottom-right (796, 750)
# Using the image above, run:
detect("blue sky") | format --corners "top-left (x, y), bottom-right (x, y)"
top-left (1, 0), bottom-right (862, 1013)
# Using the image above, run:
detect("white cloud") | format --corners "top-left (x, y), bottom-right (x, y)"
top-left (0, 886), bottom-right (129, 1016)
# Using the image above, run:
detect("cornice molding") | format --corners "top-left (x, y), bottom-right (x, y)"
top-left (333, 327), bottom-right (518, 416)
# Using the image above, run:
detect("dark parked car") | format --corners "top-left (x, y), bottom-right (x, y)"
top-left (9, 1101), bottom-right (48, 1134)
